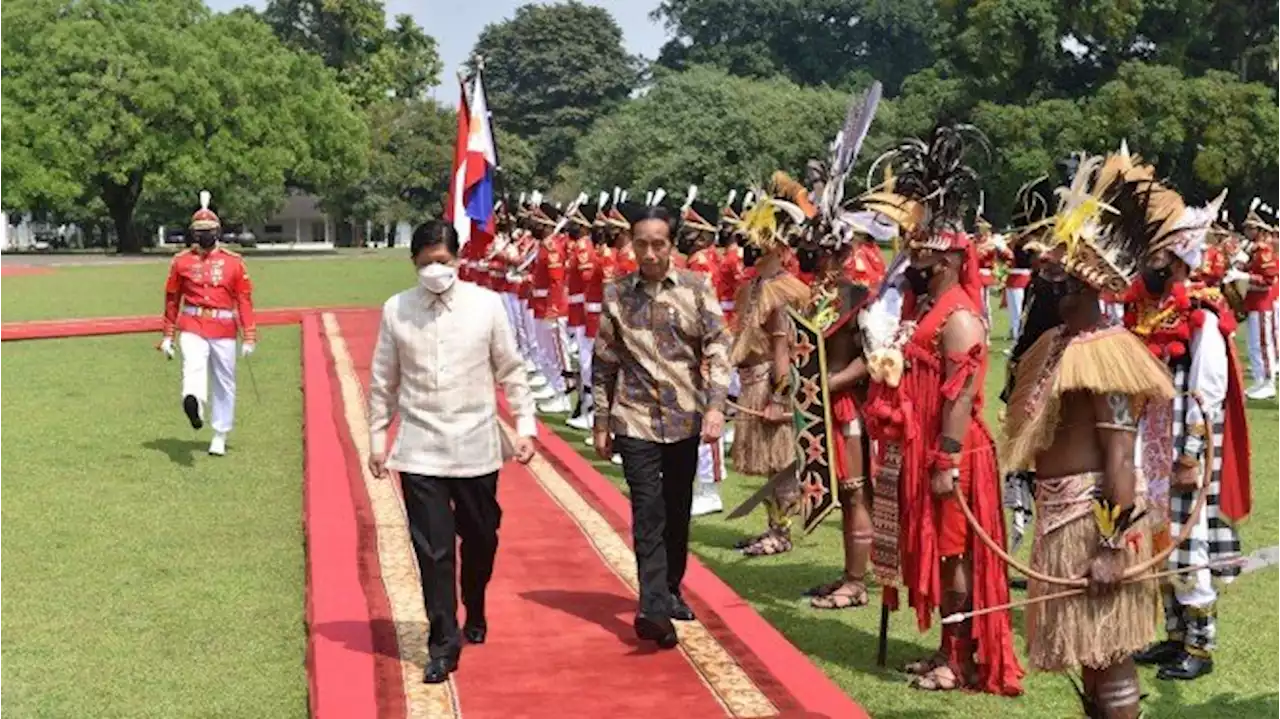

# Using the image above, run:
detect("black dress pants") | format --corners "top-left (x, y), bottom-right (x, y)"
top-left (613, 435), bottom-right (700, 617)
top-left (399, 471), bottom-right (501, 660)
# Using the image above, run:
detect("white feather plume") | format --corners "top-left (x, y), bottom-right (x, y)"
top-left (726, 189), bottom-right (737, 208)
top-left (651, 188), bottom-right (666, 206)
top-left (645, 191), bottom-right (654, 205)
top-left (199, 190), bottom-right (212, 210)
top-left (683, 185), bottom-right (697, 210)
top-left (597, 191), bottom-right (609, 209)
top-left (1250, 196), bottom-right (1261, 212)
top-left (612, 186), bottom-right (622, 205)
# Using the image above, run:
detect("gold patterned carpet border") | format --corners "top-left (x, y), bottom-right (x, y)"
top-left (498, 423), bottom-right (779, 718)
top-left (324, 313), bottom-right (461, 719)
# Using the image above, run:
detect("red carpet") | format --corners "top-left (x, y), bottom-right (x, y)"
top-left (1, 264), bottom-right (55, 277)
top-left (317, 309), bottom-right (868, 719)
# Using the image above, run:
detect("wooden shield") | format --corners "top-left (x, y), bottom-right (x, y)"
top-left (785, 307), bottom-right (839, 534)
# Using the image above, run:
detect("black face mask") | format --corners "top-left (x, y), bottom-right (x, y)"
top-left (591, 230), bottom-right (607, 246)
top-left (797, 247), bottom-right (821, 274)
top-left (1142, 266), bottom-right (1171, 295)
top-left (194, 230), bottom-right (218, 250)
top-left (743, 243), bottom-right (761, 268)
top-left (676, 234), bottom-right (696, 255)
top-left (1031, 274), bottom-right (1071, 306)
top-left (904, 265), bottom-right (933, 295)
top-left (716, 229), bottom-right (731, 248)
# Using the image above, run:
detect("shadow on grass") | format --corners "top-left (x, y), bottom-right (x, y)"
top-left (142, 437), bottom-right (208, 467)
top-left (1147, 679), bottom-right (1279, 719)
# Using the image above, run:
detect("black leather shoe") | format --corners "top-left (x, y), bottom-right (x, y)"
top-left (1133, 639), bottom-right (1182, 666)
top-left (183, 395), bottom-right (203, 430)
top-left (670, 593), bottom-right (696, 622)
top-left (1157, 651), bottom-right (1214, 681)
top-left (423, 656), bottom-right (459, 684)
top-left (463, 623), bottom-right (487, 645)
top-left (634, 614), bottom-right (678, 649)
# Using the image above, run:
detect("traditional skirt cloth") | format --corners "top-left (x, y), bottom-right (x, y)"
top-left (729, 361), bottom-right (797, 477)
top-left (1026, 471), bottom-right (1158, 671)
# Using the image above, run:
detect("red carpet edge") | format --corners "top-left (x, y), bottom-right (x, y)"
top-left (0, 306), bottom-right (364, 342)
top-left (301, 314), bottom-right (381, 719)
top-left (496, 395), bottom-right (871, 719)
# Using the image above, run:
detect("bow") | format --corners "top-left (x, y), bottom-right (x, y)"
top-left (954, 391), bottom-right (1213, 588)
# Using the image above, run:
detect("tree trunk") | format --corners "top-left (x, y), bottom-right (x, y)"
top-left (101, 171), bottom-right (146, 254)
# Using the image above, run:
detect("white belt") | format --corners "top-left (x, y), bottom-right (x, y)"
top-left (979, 268), bottom-right (993, 276)
top-left (720, 300), bottom-right (735, 310)
top-left (1008, 269), bottom-right (1031, 275)
top-left (183, 306), bottom-right (235, 320)
top-left (532, 289), bottom-right (550, 298)
top-left (568, 293), bottom-right (585, 304)
top-left (585, 302), bottom-right (603, 313)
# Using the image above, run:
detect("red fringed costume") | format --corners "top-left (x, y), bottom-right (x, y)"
top-left (865, 282), bottom-right (1024, 697)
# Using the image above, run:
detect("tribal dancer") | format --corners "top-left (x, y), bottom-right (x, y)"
top-left (717, 191), bottom-right (750, 449)
top-left (860, 125), bottom-right (1023, 695)
top-left (1002, 150), bottom-right (1177, 718)
top-left (795, 221), bottom-right (874, 609)
top-left (159, 191), bottom-right (257, 457)
top-left (1120, 171), bottom-right (1250, 681)
top-left (681, 187), bottom-right (728, 516)
top-left (999, 177), bottom-right (1057, 550)
top-left (728, 185), bottom-right (812, 557)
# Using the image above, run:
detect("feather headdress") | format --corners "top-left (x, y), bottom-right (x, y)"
top-left (862, 123), bottom-right (989, 251)
top-left (1049, 146), bottom-right (1191, 293)
top-left (1009, 174), bottom-right (1055, 251)
top-left (741, 189), bottom-right (809, 251)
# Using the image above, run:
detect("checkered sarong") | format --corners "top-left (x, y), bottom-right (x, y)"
top-left (1167, 365), bottom-right (1242, 580)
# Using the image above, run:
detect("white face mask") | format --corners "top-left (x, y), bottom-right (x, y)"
top-left (418, 263), bottom-right (457, 294)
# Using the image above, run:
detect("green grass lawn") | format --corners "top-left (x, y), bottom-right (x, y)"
top-left (2, 254), bottom-right (1276, 718)
top-left (1, 329), bottom-right (306, 718)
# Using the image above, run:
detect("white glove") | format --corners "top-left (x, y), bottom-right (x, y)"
top-left (159, 337), bottom-right (175, 358)
top-left (1224, 268), bottom-right (1251, 285)
top-left (241, 342), bottom-right (255, 357)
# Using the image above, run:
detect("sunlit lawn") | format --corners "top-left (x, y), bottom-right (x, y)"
top-left (2, 329), bottom-right (306, 718)
top-left (3, 254), bottom-right (1276, 718)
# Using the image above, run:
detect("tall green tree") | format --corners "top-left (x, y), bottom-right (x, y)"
top-left (2, 0), bottom-right (367, 252)
top-left (264, 0), bottom-right (440, 104)
top-left (565, 66), bottom-right (848, 199)
top-left (652, 0), bottom-right (937, 94)
top-left (469, 1), bottom-right (640, 185)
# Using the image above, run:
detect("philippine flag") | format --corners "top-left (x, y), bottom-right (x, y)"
top-left (462, 72), bottom-right (498, 248)
top-left (445, 78), bottom-right (472, 246)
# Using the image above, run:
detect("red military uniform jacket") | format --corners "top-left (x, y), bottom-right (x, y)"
top-left (566, 236), bottom-right (594, 327)
top-left (717, 245), bottom-right (744, 326)
top-left (1196, 244), bottom-right (1228, 287)
top-left (586, 245), bottom-right (613, 338)
top-left (615, 243), bottom-right (638, 278)
top-left (687, 247), bottom-right (721, 287)
top-left (532, 233), bottom-right (568, 320)
top-left (1245, 242), bottom-right (1278, 312)
top-left (163, 247), bottom-right (256, 342)
top-left (977, 243), bottom-right (999, 287)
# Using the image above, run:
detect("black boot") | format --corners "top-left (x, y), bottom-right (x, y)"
top-left (1157, 649), bottom-right (1214, 681)
top-left (183, 395), bottom-right (203, 430)
top-left (1133, 639), bottom-right (1182, 666)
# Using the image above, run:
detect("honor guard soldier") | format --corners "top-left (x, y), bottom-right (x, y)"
top-left (565, 195), bottom-right (601, 427)
top-left (529, 202), bottom-right (572, 412)
top-left (679, 186), bottom-right (727, 516)
top-left (1242, 201), bottom-right (1279, 398)
top-left (159, 191), bottom-right (257, 456)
